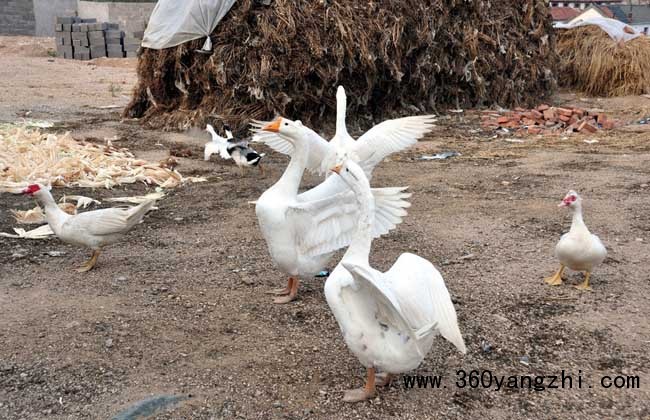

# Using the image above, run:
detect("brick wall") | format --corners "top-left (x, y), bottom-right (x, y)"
top-left (0, 0), bottom-right (36, 35)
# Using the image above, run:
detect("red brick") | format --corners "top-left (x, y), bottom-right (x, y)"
top-left (597, 113), bottom-right (608, 124)
top-left (528, 127), bottom-right (542, 135)
top-left (559, 115), bottom-right (571, 122)
top-left (537, 104), bottom-right (550, 111)
top-left (497, 116), bottom-right (509, 124)
top-left (545, 120), bottom-right (556, 127)
top-left (602, 120), bottom-right (616, 130)
top-left (572, 108), bottom-right (585, 117)
top-left (531, 109), bottom-right (544, 119)
top-left (579, 122), bottom-right (598, 133)
top-left (543, 109), bottom-right (556, 120)
top-left (569, 114), bottom-right (579, 125)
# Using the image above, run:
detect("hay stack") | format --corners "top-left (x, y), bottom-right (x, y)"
top-left (557, 26), bottom-right (650, 97)
top-left (125, 0), bottom-right (556, 132)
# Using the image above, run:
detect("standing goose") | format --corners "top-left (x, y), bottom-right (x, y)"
top-left (251, 86), bottom-right (436, 178)
top-left (326, 160), bottom-right (466, 402)
top-left (21, 184), bottom-right (155, 272)
top-left (544, 190), bottom-right (607, 291)
top-left (255, 118), bottom-right (413, 304)
top-left (205, 124), bottom-right (265, 175)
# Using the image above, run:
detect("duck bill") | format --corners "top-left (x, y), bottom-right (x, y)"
top-left (262, 118), bottom-right (282, 132)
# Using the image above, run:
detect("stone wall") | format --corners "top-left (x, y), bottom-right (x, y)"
top-left (0, 0), bottom-right (36, 36)
top-left (34, 0), bottom-right (77, 36)
top-left (78, 1), bottom-right (156, 36)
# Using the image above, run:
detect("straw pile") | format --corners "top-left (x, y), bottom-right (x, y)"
top-left (125, 0), bottom-right (557, 132)
top-left (557, 26), bottom-right (650, 96)
top-left (0, 126), bottom-right (204, 192)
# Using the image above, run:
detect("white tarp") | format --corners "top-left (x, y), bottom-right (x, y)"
top-left (142, 0), bottom-right (236, 50)
top-left (555, 17), bottom-right (641, 43)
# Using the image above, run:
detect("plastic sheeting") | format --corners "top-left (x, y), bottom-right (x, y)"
top-left (555, 17), bottom-right (641, 43)
top-left (142, 0), bottom-right (236, 50)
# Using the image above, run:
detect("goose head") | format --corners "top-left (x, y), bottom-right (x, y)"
top-left (21, 183), bottom-right (49, 200)
top-left (331, 159), bottom-right (370, 195)
top-left (559, 190), bottom-right (582, 211)
top-left (261, 117), bottom-right (304, 143)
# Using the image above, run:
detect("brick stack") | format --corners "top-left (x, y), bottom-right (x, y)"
top-left (55, 16), bottom-right (136, 60)
top-left (480, 105), bottom-right (618, 135)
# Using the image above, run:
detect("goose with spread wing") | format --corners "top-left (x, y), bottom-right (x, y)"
top-left (252, 85), bottom-right (436, 178)
top-left (255, 118), bottom-right (415, 304)
top-left (326, 160), bottom-right (466, 402)
top-left (205, 124), bottom-right (265, 175)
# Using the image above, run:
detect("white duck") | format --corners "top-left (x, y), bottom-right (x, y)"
top-left (326, 160), bottom-right (466, 402)
top-left (252, 86), bottom-right (436, 177)
top-left (205, 124), bottom-right (265, 175)
top-left (544, 190), bottom-right (607, 291)
top-left (21, 184), bottom-right (155, 272)
top-left (255, 118), bottom-right (414, 304)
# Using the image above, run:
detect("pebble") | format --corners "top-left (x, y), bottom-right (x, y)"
top-left (520, 355), bottom-right (530, 366)
top-left (115, 276), bottom-right (127, 282)
top-left (480, 340), bottom-right (492, 353)
top-left (173, 217), bottom-right (184, 222)
top-left (272, 401), bottom-right (282, 408)
top-left (105, 338), bottom-right (114, 348)
top-left (11, 252), bottom-right (27, 259)
top-left (47, 250), bottom-right (65, 257)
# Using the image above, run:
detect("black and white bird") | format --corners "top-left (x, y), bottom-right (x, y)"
top-left (205, 124), bottom-right (265, 175)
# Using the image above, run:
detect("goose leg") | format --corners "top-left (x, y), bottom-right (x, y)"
top-left (273, 277), bottom-right (299, 304)
top-left (343, 367), bottom-right (376, 403)
top-left (575, 271), bottom-right (593, 291)
top-left (76, 250), bottom-right (100, 273)
top-left (376, 372), bottom-right (393, 387)
top-left (267, 277), bottom-right (294, 296)
top-left (544, 265), bottom-right (565, 286)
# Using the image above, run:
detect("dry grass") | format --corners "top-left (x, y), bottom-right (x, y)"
top-left (557, 26), bottom-right (650, 96)
top-left (125, 0), bottom-right (557, 132)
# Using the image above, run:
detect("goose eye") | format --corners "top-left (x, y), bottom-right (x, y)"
top-left (346, 168), bottom-right (349, 172)
top-left (284, 123), bottom-right (288, 126)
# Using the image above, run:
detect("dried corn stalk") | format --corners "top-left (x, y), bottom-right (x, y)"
top-left (0, 126), bottom-right (202, 191)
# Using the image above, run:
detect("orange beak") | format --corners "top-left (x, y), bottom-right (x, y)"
top-left (330, 164), bottom-right (342, 174)
top-left (262, 118), bottom-right (282, 132)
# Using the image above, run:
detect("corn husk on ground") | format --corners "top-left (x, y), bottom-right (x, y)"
top-left (0, 126), bottom-right (204, 192)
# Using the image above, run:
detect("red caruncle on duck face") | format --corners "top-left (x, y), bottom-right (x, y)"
top-left (560, 193), bottom-right (577, 207)
top-left (22, 184), bottom-right (41, 195)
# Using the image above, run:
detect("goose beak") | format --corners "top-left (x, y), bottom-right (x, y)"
top-left (330, 163), bottom-right (342, 174)
top-left (262, 118), bottom-right (282, 133)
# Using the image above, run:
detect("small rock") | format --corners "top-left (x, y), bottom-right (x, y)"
top-left (635, 238), bottom-right (643, 242)
top-left (105, 338), bottom-right (113, 348)
top-left (47, 250), bottom-right (65, 257)
top-left (272, 401), bottom-right (282, 408)
top-left (20, 373), bottom-right (27, 379)
top-left (173, 217), bottom-right (184, 222)
top-left (480, 340), bottom-right (492, 353)
top-left (115, 276), bottom-right (127, 282)
top-left (11, 252), bottom-right (27, 259)
top-left (520, 355), bottom-right (530, 366)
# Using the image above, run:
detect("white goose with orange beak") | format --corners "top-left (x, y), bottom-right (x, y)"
top-left (21, 183), bottom-right (155, 272)
top-left (544, 190), bottom-right (607, 290)
top-left (326, 160), bottom-right (466, 402)
top-left (254, 118), bottom-right (412, 304)
top-left (251, 85), bottom-right (436, 178)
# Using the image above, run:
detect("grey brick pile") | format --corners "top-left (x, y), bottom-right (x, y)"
top-left (55, 16), bottom-right (142, 60)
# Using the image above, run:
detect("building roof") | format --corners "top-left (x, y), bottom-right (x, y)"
top-left (594, 5), bottom-right (614, 19)
top-left (551, 7), bottom-right (581, 22)
top-left (609, 5), bottom-right (650, 25)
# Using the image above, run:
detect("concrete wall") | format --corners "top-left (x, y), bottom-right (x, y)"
top-left (78, 1), bottom-right (155, 35)
top-left (33, 0), bottom-right (77, 36)
top-left (0, 0), bottom-right (36, 35)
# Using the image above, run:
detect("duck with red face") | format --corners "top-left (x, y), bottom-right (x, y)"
top-left (21, 183), bottom-right (155, 272)
top-left (544, 190), bottom-right (607, 291)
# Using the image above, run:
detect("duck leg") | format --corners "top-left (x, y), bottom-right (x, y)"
top-left (273, 277), bottom-right (299, 304)
top-left (544, 265), bottom-right (565, 286)
top-left (343, 367), bottom-right (376, 403)
top-left (267, 277), bottom-right (294, 296)
top-left (76, 250), bottom-right (100, 273)
top-left (575, 271), bottom-right (593, 291)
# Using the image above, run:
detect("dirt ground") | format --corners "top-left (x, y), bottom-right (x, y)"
top-left (1, 36), bottom-right (649, 420)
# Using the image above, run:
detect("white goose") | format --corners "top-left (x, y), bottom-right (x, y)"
top-left (545, 190), bottom-right (607, 291)
top-left (252, 85), bottom-right (436, 178)
top-left (21, 184), bottom-right (155, 272)
top-left (325, 160), bottom-right (466, 402)
top-left (255, 118), bottom-right (414, 304)
top-left (326, 160), bottom-right (466, 402)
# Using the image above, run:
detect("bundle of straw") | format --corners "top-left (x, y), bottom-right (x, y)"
top-left (125, 0), bottom-right (557, 132)
top-left (557, 26), bottom-right (650, 96)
